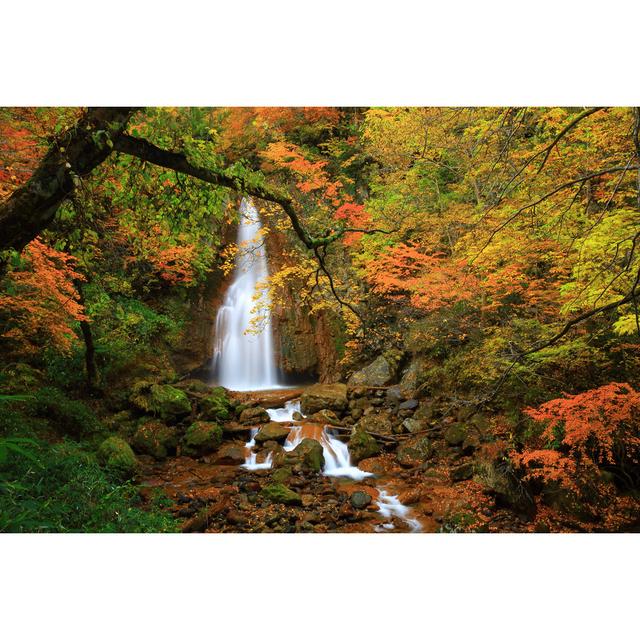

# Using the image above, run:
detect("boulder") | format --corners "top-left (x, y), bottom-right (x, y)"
top-left (348, 352), bottom-right (400, 388)
top-left (260, 483), bottom-right (302, 506)
top-left (401, 417), bottom-right (426, 434)
top-left (414, 399), bottom-right (436, 422)
top-left (399, 399), bottom-right (419, 411)
top-left (183, 421), bottom-right (223, 457)
top-left (444, 423), bottom-right (466, 446)
top-left (130, 382), bottom-right (191, 421)
top-left (254, 422), bottom-right (290, 444)
top-left (451, 462), bottom-right (474, 482)
top-left (239, 406), bottom-right (270, 425)
top-left (273, 438), bottom-right (325, 472)
top-left (132, 420), bottom-right (178, 460)
top-left (396, 435), bottom-right (433, 467)
top-left (213, 442), bottom-right (247, 465)
top-left (474, 442), bottom-right (535, 517)
top-left (355, 412), bottom-right (393, 436)
top-left (199, 387), bottom-right (231, 421)
top-left (300, 383), bottom-right (348, 415)
top-left (306, 409), bottom-right (342, 426)
top-left (350, 491), bottom-right (372, 509)
top-left (97, 436), bottom-right (138, 478)
top-left (348, 430), bottom-right (381, 464)
top-left (398, 357), bottom-right (429, 398)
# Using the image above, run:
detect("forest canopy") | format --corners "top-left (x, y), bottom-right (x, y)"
top-left (1, 106), bottom-right (639, 533)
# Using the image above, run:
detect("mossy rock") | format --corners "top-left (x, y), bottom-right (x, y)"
top-left (396, 435), bottom-right (433, 467)
top-left (199, 387), bottom-right (231, 422)
top-left (348, 430), bottom-right (381, 464)
top-left (183, 421), bottom-right (223, 457)
top-left (444, 423), bottom-right (466, 446)
top-left (271, 466), bottom-right (293, 483)
top-left (272, 438), bottom-right (325, 473)
top-left (132, 420), bottom-right (178, 460)
top-left (260, 483), bottom-right (302, 506)
top-left (130, 382), bottom-right (191, 421)
top-left (97, 436), bottom-right (138, 478)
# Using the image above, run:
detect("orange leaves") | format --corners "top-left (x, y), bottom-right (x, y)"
top-left (334, 203), bottom-right (372, 246)
top-left (514, 383), bottom-right (640, 492)
top-left (365, 243), bottom-right (478, 311)
top-left (524, 382), bottom-right (640, 463)
top-left (261, 140), bottom-right (349, 210)
top-left (0, 238), bottom-right (87, 354)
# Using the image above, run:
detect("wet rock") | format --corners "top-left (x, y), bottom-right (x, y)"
top-left (292, 411), bottom-right (304, 421)
top-left (348, 430), bottom-right (381, 464)
top-left (132, 420), bottom-right (178, 460)
top-left (401, 417), bottom-right (426, 434)
top-left (300, 383), bottom-right (348, 415)
top-left (292, 438), bottom-right (324, 472)
top-left (199, 386), bottom-right (231, 422)
top-left (444, 423), bottom-right (466, 446)
top-left (350, 491), bottom-right (372, 509)
top-left (213, 442), bottom-right (247, 465)
top-left (396, 436), bottom-right (433, 467)
top-left (239, 406), bottom-right (270, 425)
top-left (130, 382), bottom-right (191, 421)
top-left (273, 438), bottom-right (325, 472)
top-left (254, 422), bottom-right (290, 444)
top-left (397, 488), bottom-right (422, 504)
top-left (347, 349), bottom-right (404, 388)
top-left (260, 483), bottom-right (303, 506)
top-left (97, 436), bottom-right (138, 478)
top-left (182, 421), bottom-right (223, 457)
top-left (307, 409), bottom-right (342, 426)
top-left (451, 462), bottom-right (474, 482)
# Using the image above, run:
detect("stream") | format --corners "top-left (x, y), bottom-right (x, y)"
top-left (210, 197), bottom-right (421, 532)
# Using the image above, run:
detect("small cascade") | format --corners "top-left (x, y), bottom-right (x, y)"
top-left (211, 198), bottom-right (281, 391)
top-left (242, 427), bottom-right (273, 471)
top-left (375, 489), bottom-right (422, 532)
top-left (240, 398), bottom-right (422, 531)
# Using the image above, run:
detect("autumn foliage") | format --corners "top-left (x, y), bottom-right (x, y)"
top-left (0, 238), bottom-right (87, 354)
top-left (513, 383), bottom-right (640, 496)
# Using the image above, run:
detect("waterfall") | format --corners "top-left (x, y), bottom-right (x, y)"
top-left (211, 198), bottom-right (280, 391)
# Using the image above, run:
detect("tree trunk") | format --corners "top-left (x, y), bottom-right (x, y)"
top-left (0, 107), bottom-right (136, 255)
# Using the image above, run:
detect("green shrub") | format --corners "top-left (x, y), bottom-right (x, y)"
top-left (31, 387), bottom-right (103, 437)
top-left (0, 436), bottom-right (177, 533)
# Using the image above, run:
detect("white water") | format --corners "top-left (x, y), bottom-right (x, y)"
top-left (211, 198), bottom-right (280, 391)
top-left (242, 399), bottom-right (421, 529)
top-left (242, 427), bottom-right (274, 471)
top-left (375, 489), bottom-right (422, 532)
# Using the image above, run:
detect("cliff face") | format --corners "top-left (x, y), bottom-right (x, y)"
top-left (174, 214), bottom-right (344, 383)
top-left (267, 229), bottom-right (344, 384)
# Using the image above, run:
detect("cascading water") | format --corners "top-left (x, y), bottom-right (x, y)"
top-left (212, 200), bottom-right (420, 530)
top-left (211, 198), bottom-right (280, 391)
top-left (246, 399), bottom-right (422, 531)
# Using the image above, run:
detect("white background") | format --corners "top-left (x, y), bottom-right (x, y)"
top-left (1, 1), bottom-right (639, 638)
